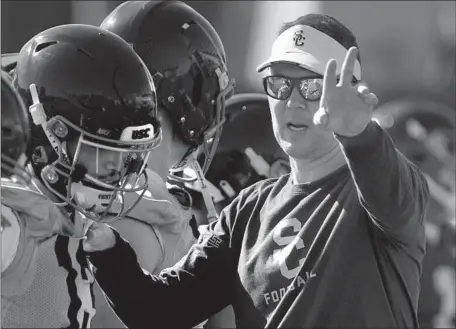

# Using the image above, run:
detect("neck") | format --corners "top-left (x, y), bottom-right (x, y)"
top-left (147, 141), bottom-right (188, 181)
top-left (289, 144), bottom-right (346, 184)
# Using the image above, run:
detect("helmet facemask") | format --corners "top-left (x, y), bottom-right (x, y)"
top-left (199, 73), bottom-right (234, 174)
top-left (163, 66), bottom-right (233, 224)
top-left (166, 64), bottom-right (234, 177)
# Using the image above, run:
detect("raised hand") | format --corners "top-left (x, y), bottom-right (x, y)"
top-left (314, 47), bottom-right (378, 137)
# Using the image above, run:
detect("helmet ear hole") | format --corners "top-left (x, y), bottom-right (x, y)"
top-left (31, 146), bottom-right (48, 165)
top-left (34, 41), bottom-right (58, 53)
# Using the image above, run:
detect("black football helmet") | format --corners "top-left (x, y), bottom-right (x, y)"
top-left (1, 70), bottom-right (31, 183)
top-left (101, 0), bottom-right (235, 176)
top-left (13, 24), bottom-right (162, 221)
top-left (186, 93), bottom-right (290, 222)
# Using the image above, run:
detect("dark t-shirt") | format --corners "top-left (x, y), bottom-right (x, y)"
top-left (87, 122), bottom-right (429, 328)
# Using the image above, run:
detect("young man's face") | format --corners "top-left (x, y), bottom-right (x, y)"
top-left (76, 144), bottom-right (126, 184)
top-left (267, 62), bottom-right (338, 160)
top-left (66, 140), bottom-right (145, 216)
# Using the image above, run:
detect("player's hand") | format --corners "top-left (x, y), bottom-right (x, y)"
top-left (82, 221), bottom-right (116, 252)
top-left (313, 47), bottom-right (378, 137)
top-left (1, 184), bottom-right (71, 239)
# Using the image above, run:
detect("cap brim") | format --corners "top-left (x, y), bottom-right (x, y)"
top-left (256, 52), bottom-right (327, 76)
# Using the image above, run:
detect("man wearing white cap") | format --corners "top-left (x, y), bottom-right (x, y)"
top-left (83, 14), bottom-right (429, 328)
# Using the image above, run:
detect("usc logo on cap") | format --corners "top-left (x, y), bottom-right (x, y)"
top-left (293, 30), bottom-right (306, 47)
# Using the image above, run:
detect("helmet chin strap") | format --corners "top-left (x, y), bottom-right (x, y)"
top-left (70, 182), bottom-right (115, 214)
top-left (168, 145), bottom-right (198, 182)
top-left (168, 147), bottom-right (218, 223)
top-left (190, 157), bottom-right (218, 223)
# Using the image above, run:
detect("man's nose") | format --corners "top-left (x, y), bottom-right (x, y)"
top-left (286, 86), bottom-right (308, 111)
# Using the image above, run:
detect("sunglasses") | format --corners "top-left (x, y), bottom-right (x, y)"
top-left (263, 75), bottom-right (359, 101)
top-left (263, 75), bottom-right (324, 101)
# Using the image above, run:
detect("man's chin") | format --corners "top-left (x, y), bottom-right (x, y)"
top-left (281, 143), bottom-right (328, 161)
top-left (279, 140), bottom-right (310, 159)
top-left (279, 133), bottom-right (337, 160)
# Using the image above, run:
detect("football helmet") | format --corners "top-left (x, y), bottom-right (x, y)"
top-left (1, 70), bottom-right (31, 183)
top-left (101, 0), bottom-right (235, 175)
top-left (186, 93), bottom-right (290, 221)
top-left (13, 24), bottom-right (162, 221)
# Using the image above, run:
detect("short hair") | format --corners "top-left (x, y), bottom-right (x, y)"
top-left (278, 14), bottom-right (361, 64)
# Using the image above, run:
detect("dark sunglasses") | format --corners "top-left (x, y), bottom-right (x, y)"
top-left (263, 75), bottom-right (359, 101)
top-left (263, 75), bottom-right (324, 101)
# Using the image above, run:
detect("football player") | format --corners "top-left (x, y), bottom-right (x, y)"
top-left (1, 23), bottom-right (161, 328)
top-left (90, 2), bottom-right (235, 328)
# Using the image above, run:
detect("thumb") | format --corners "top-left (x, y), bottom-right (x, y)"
top-left (82, 229), bottom-right (97, 252)
top-left (313, 107), bottom-right (329, 128)
top-left (363, 93), bottom-right (379, 107)
top-left (85, 225), bottom-right (97, 241)
top-left (82, 221), bottom-right (101, 250)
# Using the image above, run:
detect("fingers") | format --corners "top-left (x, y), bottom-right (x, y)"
top-left (356, 82), bottom-right (370, 96)
top-left (82, 221), bottom-right (99, 242)
top-left (355, 82), bottom-right (378, 106)
top-left (339, 47), bottom-right (358, 87)
top-left (83, 225), bottom-right (115, 252)
top-left (363, 93), bottom-right (378, 107)
top-left (82, 221), bottom-right (107, 251)
top-left (313, 107), bottom-right (329, 128)
top-left (321, 59), bottom-right (338, 105)
top-left (88, 220), bottom-right (104, 231)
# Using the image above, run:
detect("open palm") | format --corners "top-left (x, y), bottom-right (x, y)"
top-left (314, 47), bottom-right (378, 137)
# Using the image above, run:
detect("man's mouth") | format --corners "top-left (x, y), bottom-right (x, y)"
top-left (287, 123), bottom-right (308, 132)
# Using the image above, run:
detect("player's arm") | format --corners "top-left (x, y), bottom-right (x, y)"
top-left (318, 48), bottom-right (429, 242)
top-left (86, 205), bottom-right (238, 328)
top-left (91, 218), bottom-right (164, 329)
top-left (336, 120), bottom-right (430, 239)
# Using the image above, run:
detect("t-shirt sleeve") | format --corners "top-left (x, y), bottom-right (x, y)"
top-left (336, 121), bottom-right (430, 245)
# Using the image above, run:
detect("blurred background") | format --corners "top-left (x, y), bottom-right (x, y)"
top-left (2, 1), bottom-right (455, 328)
top-left (2, 1), bottom-right (455, 105)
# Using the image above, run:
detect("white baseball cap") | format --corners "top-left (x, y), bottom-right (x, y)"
top-left (257, 24), bottom-right (362, 80)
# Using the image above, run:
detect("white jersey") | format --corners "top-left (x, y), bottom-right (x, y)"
top-left (1, 179), bottom-right (95, 328)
